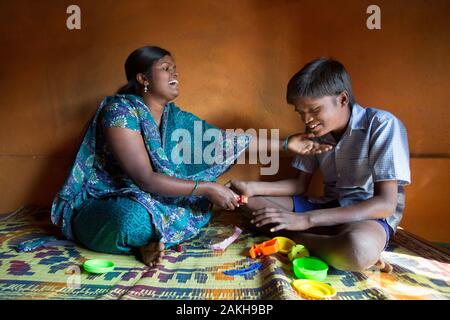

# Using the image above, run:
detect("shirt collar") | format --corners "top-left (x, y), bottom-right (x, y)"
top-left (349, 103), bottom-right (367, 132)
top-left (316, 103), bottom-right (367, 145)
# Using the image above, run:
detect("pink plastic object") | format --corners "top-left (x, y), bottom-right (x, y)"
top-left (209, 226), bottom-right (242, 251)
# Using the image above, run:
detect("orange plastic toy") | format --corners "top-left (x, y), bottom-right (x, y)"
top-left (249, 239), bottom-right (279, 258)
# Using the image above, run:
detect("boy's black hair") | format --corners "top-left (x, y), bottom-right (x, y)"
top-left (286, 58), bottom-right (355, 106)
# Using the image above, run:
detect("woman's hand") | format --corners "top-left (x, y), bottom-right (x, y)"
top-left (251, 207), bottom-right (312, 232)
top-left (287, 133), bottom-right (333, 155)
top-left (224, 180), bottom-right (255, 197)
top-left (202, 182), bottom-right (240, 210)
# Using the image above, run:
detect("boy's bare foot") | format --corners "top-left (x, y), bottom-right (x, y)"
top-left (373, 258), bottom-right (393, 273)
top-left (138, 241), bottom-right (165, 267)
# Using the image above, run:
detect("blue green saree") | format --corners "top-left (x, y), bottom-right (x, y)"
top-left (51, 94), bottom-right (251, 248)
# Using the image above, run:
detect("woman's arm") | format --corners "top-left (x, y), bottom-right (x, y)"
top-left (246, 132), bottom-right (333, 156)
top-left (104, 127), bottom-right (240, 209)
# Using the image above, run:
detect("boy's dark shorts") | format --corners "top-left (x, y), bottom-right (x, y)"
top-left (293, 195), bottom-right (392, 250)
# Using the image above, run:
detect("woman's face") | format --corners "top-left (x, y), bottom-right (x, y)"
top-left (149, 55), bottom-right (179, 101)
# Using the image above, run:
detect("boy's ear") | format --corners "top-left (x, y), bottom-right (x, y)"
top-left (339, 91), bottom-right (349, 107)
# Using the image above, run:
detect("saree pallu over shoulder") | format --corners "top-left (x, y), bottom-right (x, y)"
top-left (51, 94), bottom-right (251, 247)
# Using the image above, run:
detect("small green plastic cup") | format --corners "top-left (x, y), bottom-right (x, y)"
top-left (292, 257), bottom-right (328, 282)
top-left (83, 259), bottom-right (115, 274)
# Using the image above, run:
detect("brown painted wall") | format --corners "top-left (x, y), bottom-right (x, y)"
top-left (1, 0), bottom-right (449, 242)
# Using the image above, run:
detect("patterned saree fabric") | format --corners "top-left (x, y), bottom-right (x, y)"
top-left (51, 94), bottom-right (251, 247)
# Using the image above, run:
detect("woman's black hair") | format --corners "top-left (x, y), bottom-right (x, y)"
top-left (286, 58), bottom-right (355, 106)
top-left (117, 46), bottom-right (171, 95)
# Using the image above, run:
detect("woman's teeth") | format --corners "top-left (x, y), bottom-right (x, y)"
top-left (169, 80), bottom-right (178, 85)
top-left (309, 123), bottom-right (319, 129)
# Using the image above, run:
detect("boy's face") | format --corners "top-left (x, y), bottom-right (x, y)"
top-left (292, 93), bottom-right (350, 138)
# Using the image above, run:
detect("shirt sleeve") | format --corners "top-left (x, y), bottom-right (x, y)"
top-left (369, 115), bottom-right (411, 185)
top-left (101, 101), bottom-right (140, 132)
top-left (291, 154), bottom-right (319, 174)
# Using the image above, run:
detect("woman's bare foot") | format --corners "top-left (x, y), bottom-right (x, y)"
top-left (373, 258), bottom-right (393, 273)
top-left (138, 241), bottom-right (165, 267)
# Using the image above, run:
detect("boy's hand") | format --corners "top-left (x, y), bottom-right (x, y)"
top-left (225, 180), bottom-right (255, 197)
top-left (287, 133), bottom-right (333, 155)
top-left (251, 207), bottom-right (312, 232)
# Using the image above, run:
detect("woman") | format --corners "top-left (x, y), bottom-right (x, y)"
top-left (51, 46), bottom-right (330, 267)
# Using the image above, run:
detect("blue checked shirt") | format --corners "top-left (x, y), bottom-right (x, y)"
top-left (292, 103), bottom-right (411, 232)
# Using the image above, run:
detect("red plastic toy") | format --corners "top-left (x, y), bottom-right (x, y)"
top-left (238, 195), bottom-right (248, 205)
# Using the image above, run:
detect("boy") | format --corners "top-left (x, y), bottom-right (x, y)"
top-left (228, 58), bottom-right (410, 271)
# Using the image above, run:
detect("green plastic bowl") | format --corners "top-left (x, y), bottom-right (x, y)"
top-left (83, 259), bottom-right (115, 274)
top-left (292, 257), bottom-right (328, 282)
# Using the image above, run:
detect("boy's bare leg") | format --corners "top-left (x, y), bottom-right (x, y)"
top-left (290, 220), bottom-right (388, 271)
top-left (245, 195), bottom-right (294, 211)
top-left (238, 196), bottom-right (389, 271)
top-left (237, 195), bottom-right (293, 234)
